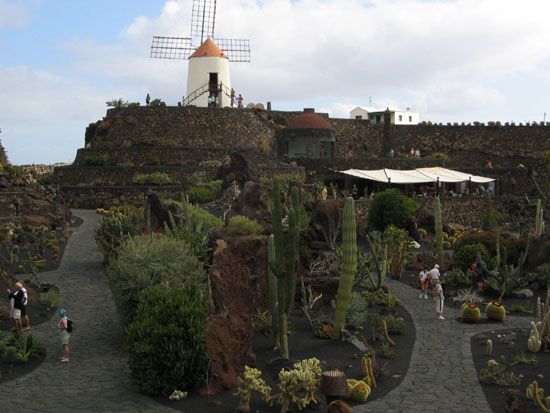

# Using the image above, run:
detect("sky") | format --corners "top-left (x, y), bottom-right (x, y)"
top-left (1, 0), bottom-right (550, 164)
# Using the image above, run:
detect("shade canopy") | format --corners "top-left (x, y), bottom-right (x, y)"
top-left (339, 167), bottom-right (494, 184)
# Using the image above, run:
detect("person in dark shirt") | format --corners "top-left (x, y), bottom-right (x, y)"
top-left (6, 282), bottom-right (24, 333)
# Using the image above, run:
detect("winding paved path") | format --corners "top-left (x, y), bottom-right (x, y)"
top-left (359, 278), bottom-right (531, 413)
top-left (0, 210), bottom-right (174, 413)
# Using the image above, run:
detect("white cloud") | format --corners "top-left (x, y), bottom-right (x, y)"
top-left (0, 0), bottom-right (30, 29)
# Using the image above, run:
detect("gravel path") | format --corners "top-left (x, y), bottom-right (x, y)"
top-left (359, 278), bottom-right (531, 413)
top-left (0, 210), bottom-right (174, 413)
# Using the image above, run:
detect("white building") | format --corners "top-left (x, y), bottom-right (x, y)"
top-left (186, 38), bottom-right (232, 108)
top-left (350, 106), bottom-right (420, 125)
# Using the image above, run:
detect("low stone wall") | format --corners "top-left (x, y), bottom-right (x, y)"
top-left (54, 165), bottom-right (215, 186)
top-left (59, 186), bottom-right (185, 209)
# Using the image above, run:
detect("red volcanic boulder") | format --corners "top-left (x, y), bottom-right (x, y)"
top-left (204, 235), bottom-right (268, 391)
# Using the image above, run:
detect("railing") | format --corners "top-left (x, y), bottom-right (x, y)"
top-left (182, 82), bottom-right (239, 107)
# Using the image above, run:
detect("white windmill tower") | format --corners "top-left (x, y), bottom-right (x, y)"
top-left (150, 0), bottom-right (251, 108)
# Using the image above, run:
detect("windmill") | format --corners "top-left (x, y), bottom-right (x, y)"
top-left (150, 0), bottom-right (251, 108)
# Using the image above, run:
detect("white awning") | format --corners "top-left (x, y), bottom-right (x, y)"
top-left (339, 167), bottom-right (494, 184)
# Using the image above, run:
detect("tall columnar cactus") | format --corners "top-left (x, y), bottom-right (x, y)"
top-left (333, 197), bottom-right (357, 337)
top-left (267, 235), bottom-right (279, 349)
top-left (433, 196), bottom-right (444, 268)
top-left (526, 381), bottom-right (550, 413)
top-left (528, 321), bottom-right (542, 353)
top-left (535, 198), bottom-right (543, 237)
top-left (269, 181), bottom-right (301, 359)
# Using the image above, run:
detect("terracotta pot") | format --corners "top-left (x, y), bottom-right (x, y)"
top-left (320, 370), bottom-right (348, 397)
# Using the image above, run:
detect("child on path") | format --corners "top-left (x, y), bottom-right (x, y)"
top-left (418, 266), bottom-right (429, 299)
top-left (58, 308), bottom-right (71, 362)
top-left (435, 280), bottom-right (445, 320)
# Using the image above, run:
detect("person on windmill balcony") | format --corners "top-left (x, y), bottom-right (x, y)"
top-left (230, 88), bottom-right (236, 107)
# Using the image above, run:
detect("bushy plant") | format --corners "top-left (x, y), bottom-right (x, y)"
top-left (133, 172), bottom-right (173, 186)
top-left (5, 334), bottom-right (43, 363)
top-left (106, 98), bottom-right (140, 108)
top-left (186, 186), bottom-right (217, 203)
top-left (368, 189), bottom-right (417, 231)
top-left (454, 243), bottom-right (493, 271)
top-left (84, 154), bottom-right (115, 166)
top-left (384, 315), bottom-right (405, 334)
top-left (444, 268), bottom-right (471, 289)
top-left (126, 283), bottom-right (209, 395)
top-left (94, 211), bottom-right (143, 261)
top-left (0, 163), bottom-right (27, 182)
top-left (228, 215), bottom-right (263, 236)
top-left (186, 204), bottom-right (224, 230)
top-left (384, 225), bottom-right (412, 279)
top-left (107, 234), bottom-right (205, 323)
top-left (39, 288), bottom-right (59, 309)
top-left (37, 172), bottom-right (55, 185)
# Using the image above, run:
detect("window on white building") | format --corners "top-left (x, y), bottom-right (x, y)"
top-left (399, 115), bottom-right (403, 121)
top-left (409, 116), bottom-right (412, 122)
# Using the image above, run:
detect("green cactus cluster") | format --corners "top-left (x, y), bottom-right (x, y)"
top-left (526, 380), bottom-right (550, 412)
top-left (234, 366), bottom-right (272, 412)
top-left (268, 182), bottom-right (301, 359)
top-left (333, 197), bottom-right (358, 336)
top-left (274, 358), bottom-right (322, 411)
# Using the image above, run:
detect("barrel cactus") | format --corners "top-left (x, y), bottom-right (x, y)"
top-left (486, 301), bottom-right (506, 321)
top-left (461, 302), bottom-right (481, 323)
top-left (350, 380), bottom-right (371, 403)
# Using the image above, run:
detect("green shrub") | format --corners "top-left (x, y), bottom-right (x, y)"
top-left (164, 211), bottom-right (210, 262)
top-left (107, 234), bottom-right (205, 323)
top-left (133, 172), bottom-right (173, 186)
top-left (537, 263), bottom-right (550, 289)
top-left (384, 315), bottom-right (405, 335)
top-left (431, 152), bottom-right (450, 163)
top-left (84, 154), bottom-right (115, 166)
top-left (453, 230), bottom-right (525, 265)
top-left (187, 186), bottom-right (217, 203)
top-left (444, 268), bottom-right (471, 289)
top-left (126, 283), bottom-right (209, 396)
top-left (37, 173), bottom-right (55, 185)
top-left (94, 211), bottom-right (143, 261)
top-left (454, 243), bottom-right (493, 272)
top-left (106, 98), bottom-right (140, 108)
top-left (368, 189), bottom-right (417, 231)
top-left (228, 215), bottom-right (263, 236)
top-left (186, 204), bottom-right (224, 230)
top-left (5, 334), bottom-right (43, 363)
top-left (0, 163), bottom-right (27, 182)
top-left (39, 288), bottom-right (59, 309)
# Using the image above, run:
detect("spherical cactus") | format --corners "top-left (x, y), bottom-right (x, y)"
top-left (486, 302), bottom-right (506, 321)
top-left (346, 379), bottom-right (358, 397)
top-left (461, 302), bottom-right (481, 323)
top-left (350, 380), bottom-right (371, 403)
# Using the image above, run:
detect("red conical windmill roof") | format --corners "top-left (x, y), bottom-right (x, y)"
top-left (189, 38), bottom-right (228, 59)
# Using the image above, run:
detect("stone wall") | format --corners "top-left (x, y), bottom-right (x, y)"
top-left (58, 186), bottom-right (185, 209)
top-left (54, 165), bottom-right (215, 186)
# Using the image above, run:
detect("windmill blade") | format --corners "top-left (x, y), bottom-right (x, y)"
top-left (191, 0), bottom-right (217, 43)
top-left (150, 36), bottom-right (195, 60)
top-left (214, 38), bottom-right (251, 62)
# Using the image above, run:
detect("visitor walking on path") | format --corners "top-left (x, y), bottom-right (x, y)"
top-left (428, 264), bottom-right (440, 299)
top-left (7, 282), bottom-right (25, 333)
top-left (418, 266), bottom-right (429, 299)
top-left (21, 283), bottom-right (31, 331)
top-left (58, 308), bottom-right (71, 362)
top-left (434, 279), bottom-right (445, 320)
